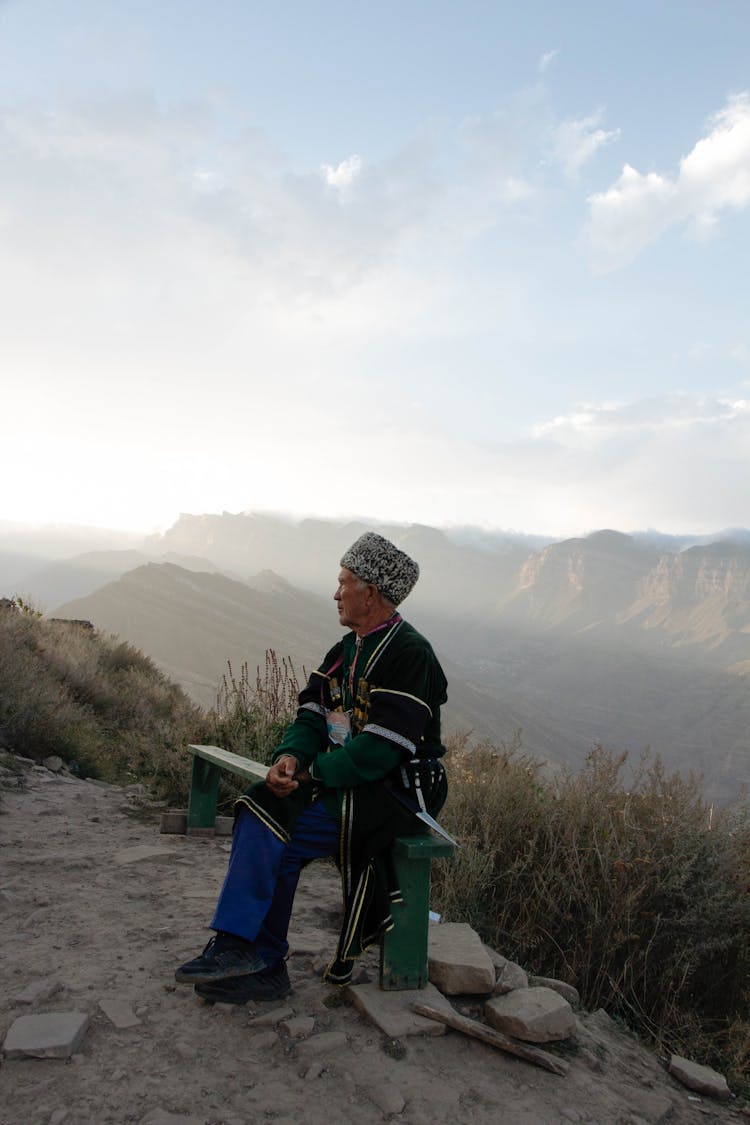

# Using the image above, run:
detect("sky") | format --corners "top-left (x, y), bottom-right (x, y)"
top-left (1, 0), bottom-right (749, 538)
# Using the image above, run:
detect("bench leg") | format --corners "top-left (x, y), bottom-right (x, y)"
top-left (187, 756), bottom-right (220, 835)
top-left (380, 854), bottom-right (431, 990)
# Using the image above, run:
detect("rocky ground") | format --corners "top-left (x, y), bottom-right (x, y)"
top-left (1, 759), bottom-right (748, 1125)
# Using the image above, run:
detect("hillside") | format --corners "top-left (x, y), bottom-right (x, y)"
top-left (51, 556), bottom-right (750, 803)
top-left (35, 514), bottom-right (750, 802)
top-left (55, 563), bottom-right (335, 707)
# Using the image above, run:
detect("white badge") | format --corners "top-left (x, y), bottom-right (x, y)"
top-left (326, 709), bottom-right (352, 747)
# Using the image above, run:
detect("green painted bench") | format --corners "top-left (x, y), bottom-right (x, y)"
top-left (187, 743), bottom-right (454, 991)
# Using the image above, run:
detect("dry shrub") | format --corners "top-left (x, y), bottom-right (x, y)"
top-left (207, 652), bottom-right (300, 764)
top-left (0, 599), bottom-right (206, 797)
top-left (433, 735), bottom-right (750, 1090)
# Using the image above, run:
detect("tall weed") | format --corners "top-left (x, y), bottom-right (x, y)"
top-left (206, 652), bottom-right (301, 765)
top-left (432, 736), bottom-right (750, 1091)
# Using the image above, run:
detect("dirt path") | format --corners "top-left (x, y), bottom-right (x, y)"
top-left (0, 763), bottom-right (745, 1125)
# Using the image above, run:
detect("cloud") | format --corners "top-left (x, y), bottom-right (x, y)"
top-left (586, 92), bottom-right (750, 270)
top-left (535, 393), bottom-right (750, 440)
top-left (538, 49), bottom-right (559, 73)
top-left (551, 109), bottom-right (620, 179)
top-left (321, 154), bottom-right (362, 191)
top-left (520, 392), bottom-right (750, 533)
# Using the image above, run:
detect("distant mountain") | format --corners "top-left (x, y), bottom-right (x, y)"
top-left (12, 549), bottom-right (225, 612)
top-left (50, 559), bottom-right (577, 775)
top-left (25, 511), bottom-right (750, 803)
top-left (499, 530), bottom-right (662, 630)
top-left (146, 512), bottom-right (536, 616)
top-left (484, 531), bottom-right (750, 665)
top-left (54, 562), bottom-right (335, 707)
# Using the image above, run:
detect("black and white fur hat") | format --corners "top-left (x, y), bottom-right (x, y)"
top-left (340, 532), bottom-right (419, 606)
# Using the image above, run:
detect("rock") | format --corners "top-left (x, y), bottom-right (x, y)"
top-left (427, 922), bottom-right (495, 994)
top-left (172, 1040), bottom-right (197, 1061)
top-left (348, 981), bottom-right (450, 1038)
top-left (3, 1011), bottom-right (89, 1059)
top-left (484, 986), bottom-right (576, 1043)
top-left (159, 810), bottom-right (187, 835)
top-left (249, 1005), bottom-right (294, 1027)
top-left (492, 959), bottom-right (529, 995)
top-left (248, 1030), bottom-right (278, 1049)
top-left (280, 1015), bottom-right (314, 1038)
top-left (304, 1061), bottom-right (325, 1079)
top-left (43, 756), bottom-right (64, 773)
top-left (528, 974), bottom-right (580, 1006)
top-left (98, 998), bottom-right (141, 1028)
top-left (13, 978), bottom-right (63, 1005)
top-left (368, 1081), bottom-right (406, 1115)
top-left (48, 1111), bottom-right (71, 1124)
top-left (482, 945), bottom-right (508, 971)
top-left (626, 1087), bottom-right (676, 1123)
top-left (295, 1031), bottom-right (348, 1063)
top-left (668, 1054), bottom-right (731, 1100)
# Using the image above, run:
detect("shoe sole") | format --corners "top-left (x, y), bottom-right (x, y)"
top-left (195, 984), bottom-right (292, 1005)
top-left (174, 963), bottom-right (267, 985)
top-left (194, 977), bottom-right (292, 1005)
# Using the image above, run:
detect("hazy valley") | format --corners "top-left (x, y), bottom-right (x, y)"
top-left (4, 513), bottom-right (750, 803)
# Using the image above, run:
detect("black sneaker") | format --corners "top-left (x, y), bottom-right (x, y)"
top-left (194, 960), bottom-right (291, 1005)
top-left (174, 932), bottom-right (267, 984)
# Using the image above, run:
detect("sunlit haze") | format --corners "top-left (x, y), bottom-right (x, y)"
top-left (2, 1), bottom-right (749, 537)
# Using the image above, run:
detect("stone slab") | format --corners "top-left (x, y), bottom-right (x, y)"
top-left (528, 975), bottom-right (579, 1006)
top-left (294, 1031), bottom-right (348, 1062)
top-left (160, 810), bottom-right (187, 834)
top-left (669, 1054), bottom-right (731, 1099)
top-left (347, 981), bottom-right (451, 1038)
top-left (99, 998), bottom-right (142, 1029)
top-left (249, 1005), bottom-right (295, 1028)
top-left (485, 986), bottom-right (576, 1043)
top-left (13, 978), bottom-right (63, 1005)
top-left (428, 923), bottom-right (495, 995)
top-left (3, 1011), bottom-right (89, 1059)
top-left (280, 1015), bottom-right (315, 1038)
top-left (493, 959), bottom-right (528, 994)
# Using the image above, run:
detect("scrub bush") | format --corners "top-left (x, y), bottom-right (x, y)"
top-left (206, 652), bottom-right (301, 766)
top-left (0, 598), bottom-right (206, 797)
top-left (432, 735), bottom-right (750, 1093)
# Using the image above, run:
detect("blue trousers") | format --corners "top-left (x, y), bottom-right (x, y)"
top-left (210, 801), bottom-right (340, 966)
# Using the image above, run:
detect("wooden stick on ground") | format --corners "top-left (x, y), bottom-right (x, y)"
top-left (412, 1002), bottom-right (570, 1077)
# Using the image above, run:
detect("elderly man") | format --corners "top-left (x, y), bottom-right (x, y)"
top-left (175, 531), bottom-right (448, 1003)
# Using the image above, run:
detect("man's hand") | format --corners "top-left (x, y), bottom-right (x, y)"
top-left (266, 755), bottom-right (301, 798)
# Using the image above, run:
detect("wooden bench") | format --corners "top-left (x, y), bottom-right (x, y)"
top-left (186, 743), bottom-right (454, 991)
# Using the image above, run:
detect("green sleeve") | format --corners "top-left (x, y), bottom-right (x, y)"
top-left (272, 709), bottom-right (328, 768)
top-left (309, 731), bottom-right (402, 789)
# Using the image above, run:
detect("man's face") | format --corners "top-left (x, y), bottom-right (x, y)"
top-left (334, 567), bottom-right (370, 629)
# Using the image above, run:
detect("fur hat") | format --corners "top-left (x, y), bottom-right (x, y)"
top-left (340, 532), bottom-right (419, 606)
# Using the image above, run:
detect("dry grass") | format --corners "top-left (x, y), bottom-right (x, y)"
top-left (0, 598), bottom-right (207, 799)
top-left (208, 652), bottom-right (301, 764)
top-left (432, 733), bottom-right (750, 1093)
